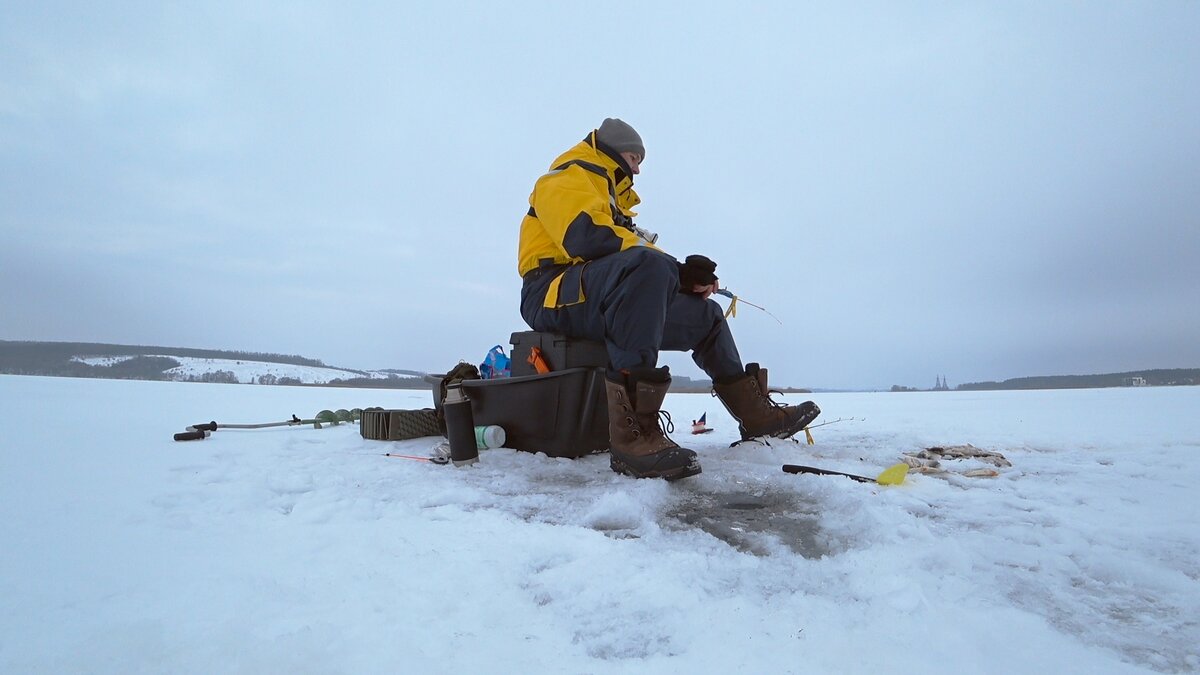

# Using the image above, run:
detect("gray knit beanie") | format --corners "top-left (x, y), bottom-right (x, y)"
top-left (596, 118), bottom-right (645, 160)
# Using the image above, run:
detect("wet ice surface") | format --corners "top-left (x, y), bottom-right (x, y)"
top-left (665, 486), bottom-right (828, 558)
top-left (2, 375), bottom-right (1198, 673)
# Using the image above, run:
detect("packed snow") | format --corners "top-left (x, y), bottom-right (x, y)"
top-left (1, 374), bottom-right (1197, 673)
top-left (72, 355), bottom-right (399, 384)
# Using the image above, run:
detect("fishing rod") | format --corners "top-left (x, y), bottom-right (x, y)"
top-left (783, 462), bottom-right (909, 486)
top-left (802, 417), bottom-right (863, 430)
top-left (714, 288), bottom-right (783, 325)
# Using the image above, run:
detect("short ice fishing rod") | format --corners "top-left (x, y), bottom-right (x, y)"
top-left (714, 288), bottom-right (783, 325)
top-left (783, 463), bottom-right (909, 486)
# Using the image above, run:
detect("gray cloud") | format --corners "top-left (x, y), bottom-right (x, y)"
top-left (3, 2), bottom-right (1198, 389)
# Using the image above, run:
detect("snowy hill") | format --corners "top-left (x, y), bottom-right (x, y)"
top-left (72, 355), bottom-right (399, 385)
top-left (0, 341), bottom-right (428, 386)
top-left (2, 374), bottom-right (1197, 673)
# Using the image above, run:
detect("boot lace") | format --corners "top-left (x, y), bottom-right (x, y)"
top-left (628, 410), bottom-right (675, 438)
top-left (755, 381), bottom-right (789, 412)
top-left (708, 380), bottom-right (787, 411)
top-left (656, 410), bottom-right (675, 434)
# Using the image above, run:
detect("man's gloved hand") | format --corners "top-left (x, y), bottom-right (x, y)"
top-left (678, 254), bottom-right (718, 295)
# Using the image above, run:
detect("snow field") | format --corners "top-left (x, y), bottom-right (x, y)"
top-left (1, 375), bottom-right (1197, 673)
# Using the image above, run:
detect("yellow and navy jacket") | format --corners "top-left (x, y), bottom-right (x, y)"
top-left (518, 130), bottom-right (663, 308)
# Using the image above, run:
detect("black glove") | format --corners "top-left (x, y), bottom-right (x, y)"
top-left (678, 254), bottom-right (718, 292)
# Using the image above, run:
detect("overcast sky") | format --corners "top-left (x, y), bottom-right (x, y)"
top-left (3, 2), bottom-right (1198, 390)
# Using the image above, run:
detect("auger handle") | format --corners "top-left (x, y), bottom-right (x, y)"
top-left (188, 421), bottom-right (218, 432)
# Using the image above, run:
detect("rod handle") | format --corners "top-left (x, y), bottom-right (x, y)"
top-left (174, 430), bottom-right (209, 441)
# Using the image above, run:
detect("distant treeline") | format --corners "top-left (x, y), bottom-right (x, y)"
top-left (0, 340), bottom-right (331, 380)
top-left (323, 376), bottom-right (431, 390)
top-left (957, 368), bottom-right (1199, 391)
top-left (375, 368), bottom-right (427, 378)
top-left (663, 374), bottom-right (809, 394)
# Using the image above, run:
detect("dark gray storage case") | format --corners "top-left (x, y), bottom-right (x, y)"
top-left (428, 332), bottom-right (611, 458)
top-left (463, 367), bottom-right (608, 458)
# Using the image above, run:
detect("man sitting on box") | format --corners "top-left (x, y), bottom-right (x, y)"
top-left (517, 118), bottom-right (819, 481)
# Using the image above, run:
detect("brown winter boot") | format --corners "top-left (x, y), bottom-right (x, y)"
top-left (606, 367), bottom-right (701, 481)
top-left (712, 363), bottom-right (821, 441)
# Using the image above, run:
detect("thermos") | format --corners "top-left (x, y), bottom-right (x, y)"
top-left (442, 384), bottom-right (479, 467)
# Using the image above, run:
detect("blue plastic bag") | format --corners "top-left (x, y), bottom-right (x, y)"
top-left (479, 345), bottom-right (511, 379)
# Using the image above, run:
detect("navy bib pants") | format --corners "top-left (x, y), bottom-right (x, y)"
top-left (520, 248), bottom-right (744, 380)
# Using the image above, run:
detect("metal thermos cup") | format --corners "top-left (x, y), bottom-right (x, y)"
top-left (442, 384), bottom-right (479, 467)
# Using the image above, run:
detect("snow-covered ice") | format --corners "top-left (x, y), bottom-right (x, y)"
top-left (1, 374), bottom-right (1197, 673)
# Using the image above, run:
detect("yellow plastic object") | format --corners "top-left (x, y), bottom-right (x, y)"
top-left (875, 463), bottom-right (910, 486)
